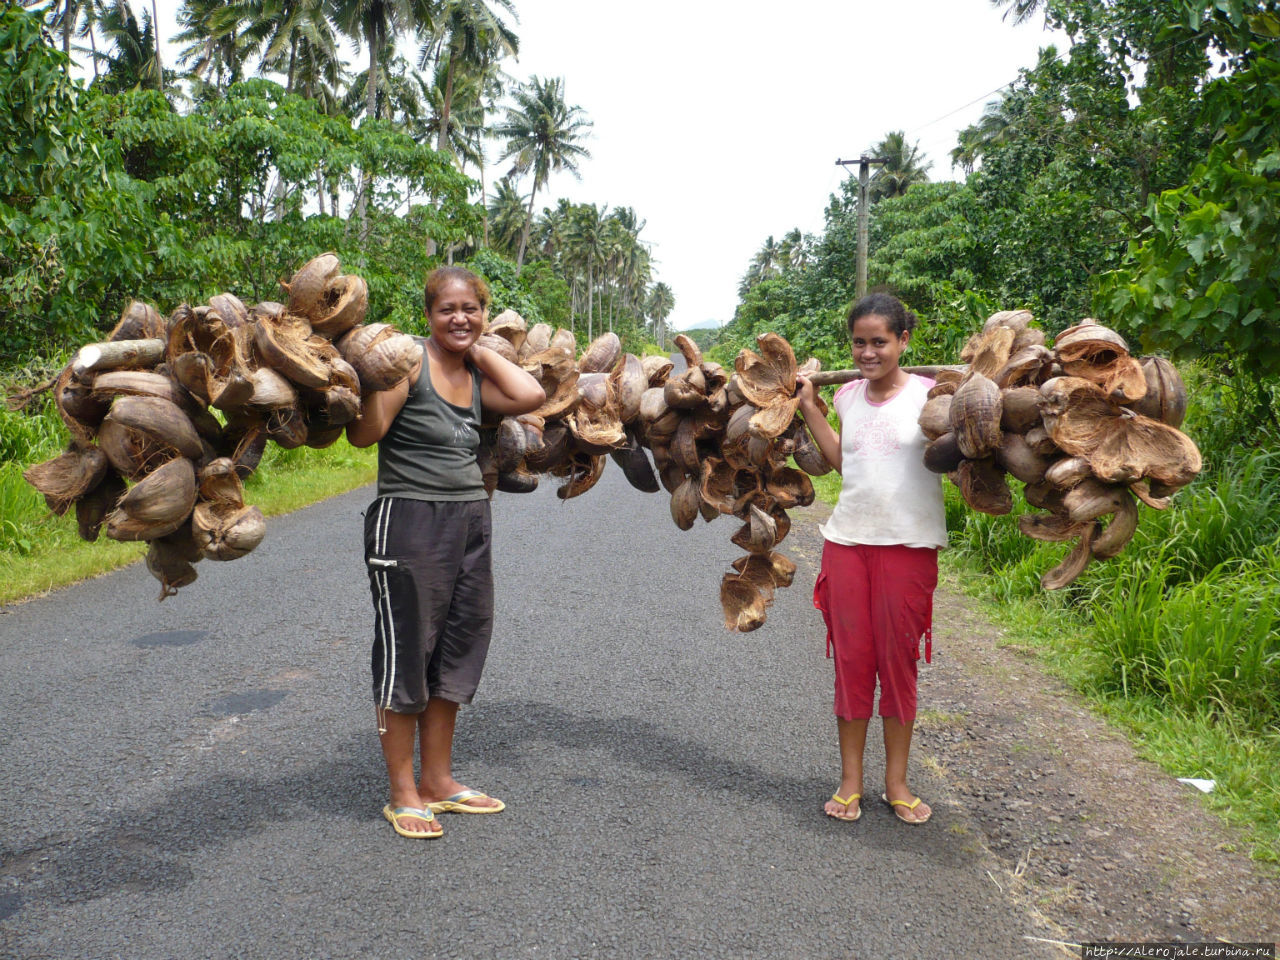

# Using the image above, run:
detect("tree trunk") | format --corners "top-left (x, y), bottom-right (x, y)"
top-left (286, 37), bottom-right (296, 93)
top-left (515, 185), bottom-right (538, 272)
top-left (435, 50), bottom-right (456, 155)
top-left (586, 259), bottom-right (594, 340)
top-left (150, 0), bottom-right (162, 91)
top-left (63, 0), bottom-right (72, 58)
top-left (480, 162), bottom-right (489, 247)
top-left (356, 42), bottom-right (377, 240)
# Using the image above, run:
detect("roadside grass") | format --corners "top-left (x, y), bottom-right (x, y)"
top-left (0, 385), bottom-right (376, 605)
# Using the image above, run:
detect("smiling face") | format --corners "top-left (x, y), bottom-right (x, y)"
top-left (849, 313), bottom-right (910, 383)
top-left (427, 278), bottom-right (486, 354)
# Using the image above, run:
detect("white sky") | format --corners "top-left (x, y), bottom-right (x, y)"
top-left (144, 0), bottom-right (1065, 331)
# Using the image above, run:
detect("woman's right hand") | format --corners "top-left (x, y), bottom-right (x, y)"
top-left (795, 374), bottom-right (818, 410)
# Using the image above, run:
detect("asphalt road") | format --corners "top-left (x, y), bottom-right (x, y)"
top-left (0, 466), bottom-right (1057, 960)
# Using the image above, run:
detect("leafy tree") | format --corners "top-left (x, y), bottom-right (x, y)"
top-left (494, 75), bottom-right (592, 269)
top-left (868, 130), bottom-right (931, 202)
top-left (646, 282), bottom-right (674, 349)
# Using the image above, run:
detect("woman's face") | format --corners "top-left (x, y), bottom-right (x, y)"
top-left (427, 279), bottom-right (486, 354)
top-left (850, 313), bottom-right (909, 382)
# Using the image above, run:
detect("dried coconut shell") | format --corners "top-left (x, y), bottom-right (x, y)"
top-left (283, 252), bottom-right (340, 319)
top-left (983, 309), bottom-right (1034, 334)
top-left (674, 334), bottom-right (702, 369)
top-left (999, 386), bottom-right (1042, 434)
top-left (671, 417), bottom-right (700, 473)
top-left (338, 324), bottom-right (421, 392)
top-left (1018, 511), bottom-right (1090, 542)
top-left (1041, 523), bottom-right (1099, 591)
top-left (208, 293), bottom-right (249, 328)
top-left (952, 457), bottom-right (1013, 515)
top-left (1024, 480), bottom-right (1067, 513)
top-left (311, 274), bottom-right (368, 338)
top-left (533, 371), bottom-right (580, 420)
top-left (23, 445), bottom-right (109, 515)
top-left (927, 380), bottom-right (958, 399)
top-left (495, 418), bottom-right (527, 473)
top-left (525, 423), bottom-right (570, 473)
top-left (965, 325), bottom-right (1016, 379)
top-left (995, 432), bottom-right (1054, 485)
top-left (1128, 356), bottom-right (1187, 428)
top-left (549, 327), bottom-right (577, 356)
top-left (1064, 478), bottom-right (1130, 523)
top-left (923, 433), bottom-right (964, 474)
top-left (487, 310), bottom-right (527, 355)
top-left (918, 394), bottom-right (952, 441)
top-left (733, 551), bottom-right (797, 589)
top-left (265, 402), bottom-right (308, 450)
top-left (1053, 320), bottom-right (1147, 403)
top-left (726, 557), bottom-right (777, 604)
top-left (733, 333), bottom-right (797, 408)
top-left (790, 422), bottom-right (832, 477)
top-left (192, 500), bottom-right (266, 560)
top-left (98, 396), bottom-right (204, 480)
top-left (610, 354), bottom-right (647, 424)
top-left (1091, 490), bottom-right (1138, 559)
top-left (556, 453), bottom-right (606, 500)
top-left (1044, 455), bottom-right (1093, 489)
top-left (641, 355), bottom-right (674, 387)
top-left (197, 457), bottom-right (245, 505)
top-left (949, 372), bottom-right (1002, 459)
top-left (1024, 425), bottom-right (1057, 457)
top-left (609, 431), bottom-right (660, 493)
top-left (243, 366), bottom-right (298, 412)
top-left (75, 471), bottom-right (126, 541)
top-left (995, 344), bottom-right (1052, 388)
top-left (110, 301), bottom-right (166, 342)
top-left (638, 387), bottom-right (669, 429)
top-left (699, 458), bottom-right (739, 515)
top-left (766, 465), bottom-right (814, 509)
top-left (521, 323), bottom-right (552, 359)
top-left (748, 398), bottom-right (800, 441)
top-left (664, 367), bottom-right (707, 409)
top-left (145, 528), bottom-right (202, 599)
top-left (497, 469), bottom-right (539, 494)
top-left (578, 332), bottom-right (622, 373)
top-left (731, 503), bottom-right (778, 555)
top-left (105, 456), bottom-right (197, 541)
top-left (477, 332), bottom-right (519, 364)
top-left (1129, 479), bottom-right (1172, 511)
top-left (54, 365), bottom-right (108, 443)
top-left (720, 575), bottom-right (767, 632)
top-left (669, 476), bottom-right (701, 530)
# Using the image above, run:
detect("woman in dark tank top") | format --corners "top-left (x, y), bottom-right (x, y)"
top-left (347, 266), bottom-right (545, 839)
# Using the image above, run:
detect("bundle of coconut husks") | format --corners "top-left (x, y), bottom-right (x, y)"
top-left (916, 310), bottom-right (1201, 589)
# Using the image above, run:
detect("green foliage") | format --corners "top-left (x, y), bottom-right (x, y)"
top-left (1098, 51), bottom-right (1280, 387)
top-left (466, 248), bottom-right (569, 329)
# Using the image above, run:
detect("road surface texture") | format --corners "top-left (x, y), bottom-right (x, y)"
top-left (1, 467), bottom-right (1275, 958)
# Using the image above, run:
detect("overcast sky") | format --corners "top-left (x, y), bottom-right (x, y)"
top-left (147, 0), bottom-right (1065, 330)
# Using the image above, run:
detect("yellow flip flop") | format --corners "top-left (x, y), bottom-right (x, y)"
top-left (425, 789), bottom-right (505, 814)
top-left (882, 793), bottom-right (931, 824)
top-left (383, 804), bottom-right (442, 838)
top-left (826, 791), bottom-right (862, 822)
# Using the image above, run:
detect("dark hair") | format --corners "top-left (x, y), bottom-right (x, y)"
top-left (846, 292), bottom-right (917, 337)
top-left (424, 266), bottom-right (491, 315)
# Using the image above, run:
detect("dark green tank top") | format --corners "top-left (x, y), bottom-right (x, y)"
top-left (376, 342), bottom-right (487, 501)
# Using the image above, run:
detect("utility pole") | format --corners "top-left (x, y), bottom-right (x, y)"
top-left (836, 156), bottom-right (887, 300)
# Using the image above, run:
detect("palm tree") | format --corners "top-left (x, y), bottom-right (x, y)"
top-left (175, 0), bottom-right (254, 87)
top-left (868, 130), bottom-right (932, 202)
top-left (420, 0), bottom-right (517, 157)
top-left (331, 0), bottom-right (433, 231)
top-left (487, 177), bottom-right (528, 257)
top-left (95, 0), bottom-right (163, 93)
top-left (568, 202), bottom-right (607, 338)
top-left (647, 282), bottom-right (674, 351)
top-left (991, 0), bottom-right (1046, 25)
top-left (494, 75), bottom-right (592, 270)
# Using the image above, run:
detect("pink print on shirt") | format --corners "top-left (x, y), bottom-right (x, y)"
top-left (850, 416), bottom-right (901, 459)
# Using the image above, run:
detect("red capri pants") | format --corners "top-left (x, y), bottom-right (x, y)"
top-left (813, 541), bottom-right (939, 724)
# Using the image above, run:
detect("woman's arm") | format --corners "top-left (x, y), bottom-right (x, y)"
top-left (469, 344), bottom-right (546, 416)
top-left (795, 375), bottom-right (842, 476)
top-left (345, 354), bottom-right (420, 448)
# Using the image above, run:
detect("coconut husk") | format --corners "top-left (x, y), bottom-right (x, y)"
top-left (521, 323), bottom-right (552, 359)
top-left (109, 301), bottom-right (166, 342)
top-left (309, 274), bottom-right (368, 339)
top-left (549, 327), bottom-right (577, 356)
top-left (487, 310), bottom-right (527, 354)
top-left (664, 366), bottom-right (707, 409)
top-left (266, 402), bottom-right (308, 449)
top-left (638, 386), bottom-right (670, 430)
top-left (1041, 376), bottom-right (1201, 488)
top-left (996, 432), bottom-right (1053, 485)
top-left (748, 398), bottom-right (801, 441)
top-left (1064, 478), bottom-right (1130, 523)
top-left (609, 430), bottom-right (660, 493)
top-left (1128, 356), bottom-right (1187, 428)
top-left (923, 433), bottom-right (964, 474)
top-left (965, 325), bottom-right (1017, 379)
top-left (726, 556), bottom-right (778, 603)
top-left (495, 417), bottom-right (527, 473)
top-left (316, 356), bottom-right (362, 427)
top-left (720, 575), bottom-right (767, 632)
top-left (23, 445), bottom-right (110, 515)
top-left (254, 311), bottom-right (331, 389)
top-left (949, 372), bottom-right (1002, 459)
top-left (208, 293), bottom-right (249, 329)
top-left (1053, 320), bottom-right (1147, 403)
top-left (526, 423), bottom-right (570, 473)
top-left (791, 421), bottom-right (833, 476)
top-left (533, 371), bottom-right (579, 420)
top-left (192, 499), bottom-right (266, 560)
top-left (1041, 523), bottom-right (1100, 590)
top-left (733, 333), bottom-right (797, 408)
top-left (640, 355), bottom-right (673, 388)
top-left (167, 304), bottom-right (255, 407)
top-left (670, 417), bottom-right (700, 473)
top-left (197, 457), bottom-right (245, 504)
top-left (1129, 478), bottom-right (1172, 511)
top-left (1024, 424), bottom-right (1057, 457)
top-left (952, 458), bottom-right (1012, 515)
top-left (578, 332), bottom-right (622, 374)
top-left (1018, 511), bottom-right (1090, 542)
top-left (699, 458), bottom-right (739, 514)
top-left (568, 384), bottom-right (626, 455)
top-left (1024, 479), bottom-right (1068, 512)
top-left (497, 469), bottom-right (539, 494)
top-left (1011, 326), bottom-right (1047, 353)
top-left (668, 476), bottom-right (701, 530)
top-left (766, 465), bottom-right (814, 509)
top-left (1091, 489), bottom-right (1138, 558)
top-left (610, 354), bottom-right (647, 424)
top-left (556, 453), bottom-right (606, 500)
top-left (983, 309), bottom-right (1034, 334)
top-left (225, 420), bottom-right (268, 479)
top-left (1044, 455), bottom-right (1093, 489)
top-left (98, 396), bottom-right (204, 480)
top-left (338, 324), bottom-right (421, 392)
top-left (518, 414), bottom-right (546, 456)
top-left (674, 334), bottom-right (702, 369)
top-left (282, 252), bottom-right (340, 319)
top-left (75, 471), bottom-right (126, 541)
top-left (730, 503), bottom-right (778, 555)
top-left (144, 526), bottom-right (203, 599)
top-left (999, 386), bottom-right (1042, 434)
top-left (476, 331), bottom-right (519, 364)
top-left (918, 394), bottom-right (952, 441)
top-left (53, 365), bottom-right (108, 444)
top-left (994, 344), bottom-right (1052, 388)
top-left (105, 457), bottom-right (197, 541)
top-left (733, 551), bottom-right (797, 589)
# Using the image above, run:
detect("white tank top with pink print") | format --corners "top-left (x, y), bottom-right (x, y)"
top-left (818, 374), bottom-right (947, 549)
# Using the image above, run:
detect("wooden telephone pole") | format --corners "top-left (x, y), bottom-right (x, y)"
top-left (835, 156), bottom-right (887, 299)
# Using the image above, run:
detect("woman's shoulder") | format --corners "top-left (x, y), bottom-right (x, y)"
top-left (833, 379), bottom-right (864, 405)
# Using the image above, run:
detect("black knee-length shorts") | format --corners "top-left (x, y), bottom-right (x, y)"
top-left (364, 497), bottom-right (494, 713)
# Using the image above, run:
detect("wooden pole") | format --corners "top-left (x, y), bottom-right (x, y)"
top-left (836, 156), bottom-right (887, 301)
top-left (805, 364), bottom-right (966, 387)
